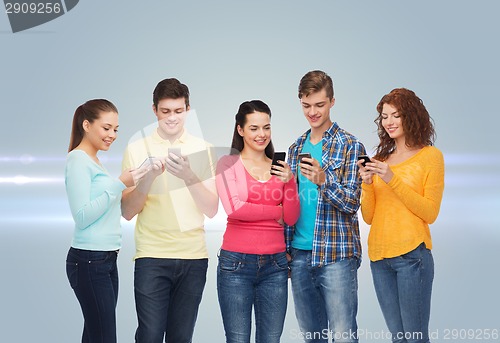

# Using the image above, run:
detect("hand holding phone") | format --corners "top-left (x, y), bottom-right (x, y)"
top-left (357, 155), bottom-right (371, 167)
top-left (168, 148), bottom-right (182, 163)
top-left (298, 152), bottom-right (312, 166)
top-left (270, 152), bottom-right (286, 175)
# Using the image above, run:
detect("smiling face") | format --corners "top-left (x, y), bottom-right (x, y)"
top-left (237, 111), bottom-right (271, 153)
top-left (82, 111), bottom-right (119, 152)
top-left (153, 97), bottom-right (189, 141)
top-left (300, 88), bottom-right (335, 132)
top-left (381, 103), bottom-right (405, 141)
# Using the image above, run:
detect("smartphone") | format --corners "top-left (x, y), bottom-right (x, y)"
top-left (271, 152), bottom-right (286, 167)
top-left (139, 156), bottom-right (155, 168)
top-left (358, 155), bottom-right (371, 167)
top-left (298, 152), bottom-right (312, 166)
top-left (270, 152), bottom-right (286, 175)
top-left (168, 148), bottom-right (182, 163)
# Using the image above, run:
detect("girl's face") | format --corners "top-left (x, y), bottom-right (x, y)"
top-left (83, 111), bottom-right (119, 152)
top-left (381, 103), bottom-right (404, 141)
top-left (237, 111), bottom-right (271, 153)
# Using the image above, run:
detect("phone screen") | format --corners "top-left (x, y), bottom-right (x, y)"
top-left (168, 148), bottom-right (182, 163)
top-left (270, 152), bottom-right (286, 175)
top-left (271, 152), bottom-right (286, 167)
top-left (168, 148), bottom-right (181, 157)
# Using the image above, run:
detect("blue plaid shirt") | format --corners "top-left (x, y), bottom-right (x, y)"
top-left (285, 122), bottom-right (365, 267)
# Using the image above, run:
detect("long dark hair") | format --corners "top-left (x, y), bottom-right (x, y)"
top-left (230, 100), bottom-right (275, 159)
top-left (374, 88), bottom-right (435, 161)
top-left (68, 99), bottom-right (118, 152)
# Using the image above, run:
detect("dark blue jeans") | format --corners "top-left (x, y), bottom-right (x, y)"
top-left (217, 249), bottom-right (289, 343)
top-left (370, 243), bottom-right (434, 343)
top-left (66, 247), bottom-right (119, 343)
top-left (134, 257), bottom-right (208, 343)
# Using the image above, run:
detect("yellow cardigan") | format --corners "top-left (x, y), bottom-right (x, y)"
top-left (361, 146), bottom-right (445, 261)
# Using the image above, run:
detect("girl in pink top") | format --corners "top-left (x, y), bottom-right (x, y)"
top-left (216, 100), bottom-right (299, 343)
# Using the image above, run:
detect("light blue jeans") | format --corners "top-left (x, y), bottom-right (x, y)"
top-left (290, 248), bottom-right (359, 343)
top-left (217, 249), bottom-right (289, 343)
top-left (370, 243), bottom-right (434, 343)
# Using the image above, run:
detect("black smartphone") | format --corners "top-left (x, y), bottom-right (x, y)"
top-left (298, 152), bottom-right (312, 166)
top-left (270, 152), bottom-right (286, 175)
top-left (271, 152), bottom-right (286, 167)
top-left (358, 155), bottom-right (371, 167)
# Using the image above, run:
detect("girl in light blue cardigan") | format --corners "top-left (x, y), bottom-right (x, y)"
top-left (65, 99), bottom-right (146, 343)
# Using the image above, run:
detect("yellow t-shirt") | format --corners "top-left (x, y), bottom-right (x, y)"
top-left (122, 129), bottom-right (216, 260)
top-left (361, 146), bottom-right (445, 261)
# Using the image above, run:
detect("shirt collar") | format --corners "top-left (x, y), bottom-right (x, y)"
top-left (152, 128), bottom-right (190, 145)
top-left (295, 122), bottom-right (339, 145)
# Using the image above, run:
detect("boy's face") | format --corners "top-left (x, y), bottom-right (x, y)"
top-left (300, 89), bottom-right (335, 131)
top-left (153, 98), bottom-right (189, 141)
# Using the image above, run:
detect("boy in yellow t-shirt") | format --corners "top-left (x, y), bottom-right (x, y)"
top-left (121, 78), bottom-right (218, 343)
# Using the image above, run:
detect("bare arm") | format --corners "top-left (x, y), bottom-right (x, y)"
top-left (121, 158), bottom-right (165, 220)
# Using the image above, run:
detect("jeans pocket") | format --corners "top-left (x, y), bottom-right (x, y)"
top-left (273, 254), bottom-right (289, 271)
top-left (88, 251), bottom-right (110, 264)
top-left (66, 261), bottom-right (78, 289)
top-left (218, 256), bottom-right (242, 273)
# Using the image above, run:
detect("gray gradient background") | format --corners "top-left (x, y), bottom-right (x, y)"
top-left (1, 1), bottom-right (499, 342)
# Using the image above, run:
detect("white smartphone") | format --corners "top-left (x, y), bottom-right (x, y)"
top-left (168, 148), bottom-right (182, 163)
top-left (139, 156), bottom-right (155, 168)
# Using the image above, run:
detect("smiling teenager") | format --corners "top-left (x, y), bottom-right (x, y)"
top-left (285, 70), bottom-right (366, 343)
top-left (357, 88), bottom-right (444, 343)
top-left (121, 78), bottom-right (218, 343)
top-left (65, 99), bottom-right (148, 343)
top-left (215, 100), bottom-right (300, 343)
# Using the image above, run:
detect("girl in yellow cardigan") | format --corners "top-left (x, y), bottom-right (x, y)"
top-left (358, 88), bottom-right (444, 343)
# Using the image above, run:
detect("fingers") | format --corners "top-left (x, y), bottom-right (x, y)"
top-left (271, 161), bottom-right (293, 182)
top-left (299, 160), bottom-right (325, 185)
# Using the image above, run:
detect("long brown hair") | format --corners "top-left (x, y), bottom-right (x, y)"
top-left (374, 88), bottom-right (435, 161)
top-left (230, 100), bottom-right (275, 159)
top-left (68, 99), bottom-right (118, 152)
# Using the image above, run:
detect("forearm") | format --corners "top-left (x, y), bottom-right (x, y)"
top-left (216, 160), bottom-right (282, 221)
top-left (121, 176), bottom-right (154, 220)
top-left (321, 142), bottom-right (364, 214)
top-left (73, 191), bottom-right (117, 229)
top-left (186, 176), bottom-right (219, 218)
top-left (389, 174), bottom-right (443, 223)
top-left (282, 179), bottom-right (300, 225)
top-left (360, 182), bottom-right (375, 224)
top-left (321, 177), bottom-right (361, 214)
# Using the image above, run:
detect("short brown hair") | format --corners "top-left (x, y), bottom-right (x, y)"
top-left (298, 70), bottom-right (334, 99)
top-left (153, 78), bottom-right (190, 109)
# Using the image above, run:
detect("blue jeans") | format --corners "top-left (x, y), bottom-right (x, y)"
top-left (66, 247), bottom-right (119, 343)
top-left (217, 249), bottom-right (289, 343)
top-left (134, 257), bottom-right (208, 343)
top-left (370, 243), bottom-right (434, 343)
top-left (289, 248), bottom-right (359, 343)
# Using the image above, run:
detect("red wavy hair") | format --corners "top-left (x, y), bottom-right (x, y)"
top-left (373, 88), bottom-right (435, 161)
